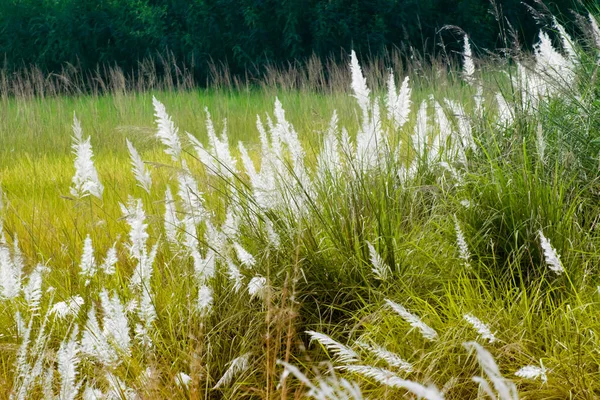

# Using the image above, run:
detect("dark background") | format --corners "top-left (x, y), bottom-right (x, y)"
top-left (0, 0), bottom-right (585, 82)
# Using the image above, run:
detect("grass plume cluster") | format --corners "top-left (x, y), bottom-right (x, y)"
top-left (1, 9), bottom-right (600, 399)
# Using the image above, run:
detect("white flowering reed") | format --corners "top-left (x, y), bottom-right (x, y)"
top-left (79, 235), bottom-right (96, 286)
top-left (462, 34), bottom-right (476, 85)
top-left (367, 242), bottom-right (390, 280)
top-left (70, 114), bottom-right (103, 199)
top-left (197, 284), bottom-right (213, 316)
top-left (100, 289), bottom-right (131, 356)
top-left (340, 365), bottom-right (444, 400)
top-left (463, 314), bottom-right (496, 343)
top-left (355, 341), bottom-right (412, 372)
top-left (539, 230), bottom-right (564, 274)
top-left (51, 295), bottom-right (84, 319)
top-left (213, 352), bottom-right (252, 389)
top-left (247, 276), bottom-right (268, 300)
top-left (57, 325), bottom-right (81, 400)
top-left (386, 73), bottom-right (412, 130)
top-left (385, 299), bottom-right (438, 341)
top-left (126, 139), bottom-right (152, 193)
top-left (305, 331), bottom-right (359, 364)
top-left (453, 215), bottom-right (471, 267)
top-left (152, 96), bottom-right (181, 161)
top-left (515, 362), bottom-right (547, 384)
top-left (463, 342), bottom-right (518, 400)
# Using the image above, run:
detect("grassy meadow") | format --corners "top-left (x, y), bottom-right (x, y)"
top-left (2, 13), bottom-right (600, 400)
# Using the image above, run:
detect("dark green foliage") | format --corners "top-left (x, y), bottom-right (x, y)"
top-left (0, 0), bottom-right (583, 83)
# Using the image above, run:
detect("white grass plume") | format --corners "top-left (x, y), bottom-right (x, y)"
top-left (367, 242), bottom-right (390, 280)
top-left (462, 35), bottom-right (476, 85)
top-left (463, 314), bottom-right (496, 343)
top-left (100, 243), bottom-right (118, 275)
top-left (0, 242), bottom-right (21, 299)
top-left (175, 372), bottom-right (192, 388)
top-left (79, 235), bottom-right (96, 286)
top-left (213, 352), bottom-right (252, 389)
top-left (227, 259), bottom-right (243, 293)
top-left (453, 215), bottom-right (471, 267)
top-left (197, 284), bottom-right (213, 316)
top-left (277, 360), bottom-right (364, 400)
top-left (553, 18), bottom-right (577, 64)
top-left (350, 50), bottom-right (370, 117)
top-left (135, 287), bottom-right (156, 349)
top-left (413, 101), bottom-right (429, 159)
top-left (233, 242), bottom-right (256, 268)
top-left (164, 186), bottom-right (180, 246)
top-left (539, 230), bottom-right (564, 274)
top-left (305, 330), bottom-right (359, 364)
top-left (57, 325), bottom-right (82, 400)
top-left (70, 114), bottom-right (103, 199)
top-left (386, 73), bottom-right (412, 130)
top-left (495, 92), bottom-right (513, 126)
top-left (340, 365), bottom-right (444, 400)
top-left (515, 362), bottom-right (547, 384)
top-left (152, 96), bottom-right (182, 161)
top-left (385, 299), bottom-right (438, 341)
top-left (24, 264), bottom-right (43, 312)
top-left (81, 305), bottom-right (117, 365)
top-left (100, 289), bottom-right (131, 356)
top-left (355, 341), bottom-right (413, 372)
top-left (464, 342), bottom-right (518, 400)
top-left (589, 13), bottom-right (600, 50)
top-left (248, 276), bottom-right (268, 300)
top-left (126, 139), bottom-right (152, 193)
top-left (51, 295), bottom-right (84, 319)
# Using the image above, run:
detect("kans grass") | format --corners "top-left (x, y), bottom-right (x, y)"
top-left (2, 13), bottom-right (600, 400)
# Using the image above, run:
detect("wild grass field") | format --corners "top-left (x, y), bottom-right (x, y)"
top-left (2, 10), bottom-right (600, 400)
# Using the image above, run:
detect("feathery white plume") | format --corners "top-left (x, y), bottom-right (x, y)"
top-left (316, 111), bottom-right (342, 179)
top-left (453, 215), bottom-right (471, 267)
top-left (82, 385), bottom-right (104, 400)
top-left (350, 50), bottom-right (370, 117)
top-left (100, 243), bottom-right (118, 275)
top-left (70, 114), bottom-right (103, 199)
top-left (539, 230), bottom-right (564, 274)
top-left (135, 287), bottom-right (156, 349)
top-left (153, 97), bottom-right (182, 161)
top-left (464, 342), bottom-right (519, 400)
top-left (340, 365), bottom-right (444, 400)
top-left (355, 341), bottom-right (413, 372)
top-left (386, 74), bottom-right (412, 130)
top-left (495, 92), bottom-right (513, 126)
top-left (553, 18), bottom-right (577, 64)
top-left (305, 331), bottom-right (359, 364)
top-left (413, 101), bottom-right (429, 159)
top-left (57, 325), bottom-right (82, 400)
top-left (175, 372), bottom-right (192, 388)
top-left (233, 242), bottom-right (256, 268)
top-left (164, 186), bottom-right (180, 246)
top-left (213, 352), bottom-right (252, 389)
top-left (227, 259), bottom-right (243, 293)
top-left (197, 284), bottom-right (213, 316)
top-left (462, 35), bottom-right (476, 85)
top-left (385, 299), bottom-right (438, 341)
top-left (79, 235), bottom-right (96, 286)
top-left (589, 13), bottom-right (600, 50)
top-left (0, 241), bottom-right (22, 299)
top-left (248, 276), bottom-right (268, 300)
top-left (51, 295), bottom-right (84, 319)
top-left (367, 242), bottom-right (390, 280)
top-left (81, 305), bottom-right (117, 365)
top-left (24, 264), bottom-right (43, 311)
top-left (515, 363), bottom-right (547, 383)
top-left (463, 314), bottom-right (496, 343)
top-left (100, 289), bottom-right (131, 356)
top-left (126, 139), bottom-right (152, 193)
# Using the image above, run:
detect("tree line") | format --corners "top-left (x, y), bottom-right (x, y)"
top-left (0, 0), bottom-right (585, 83)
